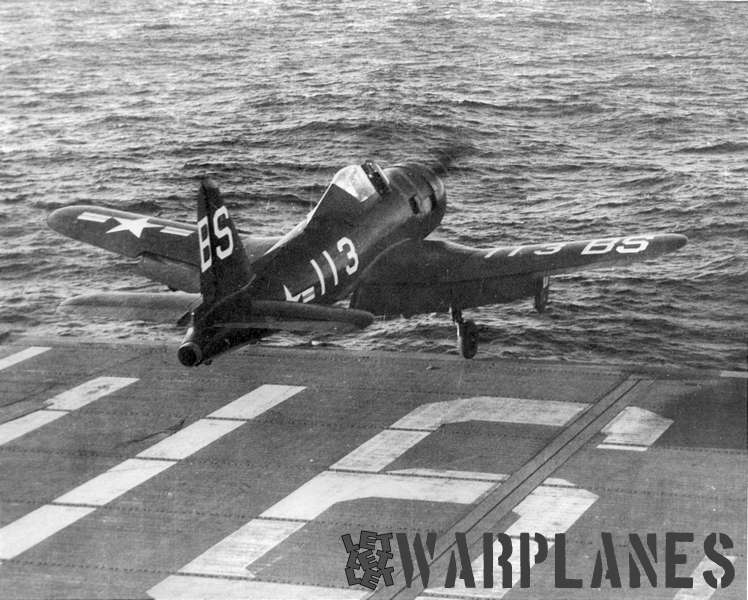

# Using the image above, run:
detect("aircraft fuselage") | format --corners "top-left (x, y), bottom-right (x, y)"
top-left (247, 164), bottom-right (447, 306)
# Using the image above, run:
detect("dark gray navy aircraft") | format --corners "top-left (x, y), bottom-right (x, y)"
top-left (48, 161), bottom-right (687, 366)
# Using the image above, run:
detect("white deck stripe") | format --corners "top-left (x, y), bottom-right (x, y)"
top-left (168, 471), bottom-right (494, 586)
top-left (389, 468), bottom-right (508, 482)
top-left (54, 458), bottom-right (174, 506)
top-left (424, 486), bottom-right (598, 598)
top-left (720, 370), bottom-right (748, 378)
top-left (330, 429), bottom-right (430, 472)
top-left (181, 519), bottom-right (306, 578)
top-left (0, 384), bottom-right (305, 561)
top-left (393, 397), bottom-right (589, 430)
top-left (673, 555), bottom-right (737, 599)
top-left (597, 443), bottom-right (649, 451)
top-left (0, 411), bottom-right (64, 446)
top-left (137, 419), bottom-right (244, 461)
top-left (504, 485), bottom-right (598, 538)
top-left (46, 377), bottom-right (138, 411)
top-left (0, 346), bottom-right (50, 371)
top-left (209, 385), bottom-right (306, 420)
top-left (262, 471), bottom-right (494, 521)
top-left (0, 377), bottom-right (137, 447)
top-left (598, 406), bottom-right (672, 448)
top-left (149, 576), bottom-right (369, 600)
top-left (0, 505), bottom-right (95, 560)
top-left (150, 395), bottom-right (595, 599)
top-left (390, 469), bottom-right (577, 488)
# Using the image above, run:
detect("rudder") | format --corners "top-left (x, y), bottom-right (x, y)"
top-left (196, 178), bottom-right (253, 304)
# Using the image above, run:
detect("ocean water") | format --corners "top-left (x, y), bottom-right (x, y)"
top-left (0, 0), bottom-right (745, 369)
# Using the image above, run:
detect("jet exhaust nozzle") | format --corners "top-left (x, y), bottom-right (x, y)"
top-left (177, 326), bottom-right (203, 367)
top-left (177, 341), bottom-right (202, 367)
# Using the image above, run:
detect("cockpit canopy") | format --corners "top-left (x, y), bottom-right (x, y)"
top-left (330, 161), bottom-right (390, 203)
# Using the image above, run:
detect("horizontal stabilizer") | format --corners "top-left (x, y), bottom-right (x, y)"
top-left (60, 292), bottom-right (200, 324)
top-left (61, 293), bottom-right (373, 334)
top-left (226, 300), bottom-right (375, 334)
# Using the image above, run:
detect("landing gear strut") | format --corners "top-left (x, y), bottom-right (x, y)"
top-left (534, 276), bottom-right (550, 313)
top-left (451, 306), bottom-right (478, 359)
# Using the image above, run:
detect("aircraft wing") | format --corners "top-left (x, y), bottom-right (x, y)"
top-left (350, 233), bottom-right (687, 316)
top-left (47, 206), bottom-right (202, 291)
top-left (48, 206), bottom-right (199, 263)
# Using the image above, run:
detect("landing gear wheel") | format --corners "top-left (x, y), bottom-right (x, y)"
top-left (457, 319), bottom-right (479, 359)
top-left (534, 276), bottom-right (550, 313)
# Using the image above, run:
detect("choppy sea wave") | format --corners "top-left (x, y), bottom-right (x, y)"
top-left (0, 0), bottom-right (746, 369)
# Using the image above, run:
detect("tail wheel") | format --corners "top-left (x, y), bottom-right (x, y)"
top-left (457, 319), bottom-right (479, 359)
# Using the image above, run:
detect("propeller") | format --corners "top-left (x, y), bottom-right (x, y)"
top-left (426, 140), bottom-right (477, 178)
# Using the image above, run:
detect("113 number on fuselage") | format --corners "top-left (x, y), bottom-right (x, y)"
top-left (283, 236), bottom-right (360, 303)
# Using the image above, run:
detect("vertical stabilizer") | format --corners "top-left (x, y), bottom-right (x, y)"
top-left (196, 178), bottom-right (253, 304)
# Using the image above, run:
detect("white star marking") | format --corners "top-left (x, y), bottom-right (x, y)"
top-left (105, 217), bottom-right (161, 238)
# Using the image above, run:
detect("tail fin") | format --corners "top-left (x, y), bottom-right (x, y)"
top-left (196, 178), bottom-right (253, 304)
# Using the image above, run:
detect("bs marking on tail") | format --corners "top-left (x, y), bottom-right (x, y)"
top-left (197, 206), bottom-right (234, 273)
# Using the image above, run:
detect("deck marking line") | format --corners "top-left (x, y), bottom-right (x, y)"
top-left (379, 377), bottom-right (649, 600)
top-left (423, 485), bottom-right (598, 598)
top-left (0, 504), bottom-right (95, 560)
top-left (149, 576), bottom-right (370, 600)
top-left (150, 393), bottom-right (601, 599)
top-left (672, 555), bottom-right (737, 600)
top-left (0, 384), bottom-right (305, 561)
top-left (180, 519), bottom-right (306, 578)
top-left (158, 472), bottom-right (493, 591)
top-left (388, 471), bottom-right (577, 489)
top-left (45, 377), bottom-right (138, 411)
top-left (392, 396), bottom-right (589, 430)
top-left (208, 385), bottom-right (306, 420)
top-left (597, 442), bottom-right (649, 451)
top-left (0, 376), bottom-right (138, 446)
top-left (331, 429), bottom-right (430, 472)
top-left (54, 458), bottom-right (174, 506)
top-left (136, 419), bottom-right (244, 461)
top-left (389, 469), bottom-right (509, 482)
top-left (597, 406), bottom-right (672, 448)
top-left (261, 471), bottom-right (494, 521)
top-left (0, 346), bottom-right (50, 371)
top-left (0, 411), bottom-right (65, 446)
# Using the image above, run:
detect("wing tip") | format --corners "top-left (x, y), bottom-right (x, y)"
top-left (47, 205), bottom-right (80, 235)
top-left (666, 233), bottom-right (688, 251)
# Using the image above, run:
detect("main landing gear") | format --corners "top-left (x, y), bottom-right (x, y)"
top-left (451, 306), bottom-right (478, 359)
top-left (534, 276), bottom-right (550, 313)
